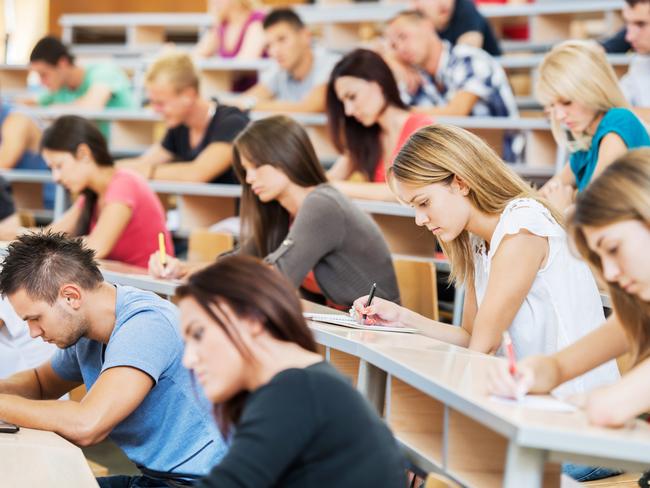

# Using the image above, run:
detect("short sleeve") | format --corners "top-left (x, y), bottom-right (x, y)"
top-left (450, 0), bottom-right (482, 34)
top-left (312, 52), bottom-right (341, 86)
top-left (102, 309), bottom-right (180, 384)
top-left (38, 92), bottom-right (54, 106)
top-left (51, 346), bottom-right (83, 383)
top-left (595, 109), bottom-right (650, 150)
top-left (259, 65), bottom-right (281, 96)
top-left (103, 171), bottom-right (140, 210)
top-left (208, 107), bottom-right (249, 144)
top-left (489, 199), bottom-right (563, 261)
top-left (451, 51), bottom-right (494, 99)
top-left (0, 177), bottom-right (15, 220)
top-left (160, 127), bottom-right (178, 154)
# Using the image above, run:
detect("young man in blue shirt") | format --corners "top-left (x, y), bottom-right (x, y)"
top-left (0, 232), bottom-right (226, 487)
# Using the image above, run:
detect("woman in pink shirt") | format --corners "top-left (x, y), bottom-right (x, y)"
top-left (326, 49), bottom-right (434, 201)
top-left (0, 115), bottom-right (173, 268)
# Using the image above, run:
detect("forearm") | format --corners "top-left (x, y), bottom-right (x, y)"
top-left (254, 99), bottom-right (322, 113)
top-left (333, 181), bottom-right (397, 201)
top-left (401, 307), bottom-right (471, 347)
top-left (152, 161), bottom-right (222, 182)
top-left (0, 394), bottom-right (101, 445)
top-left (0, 370), bottom-right (43, 399)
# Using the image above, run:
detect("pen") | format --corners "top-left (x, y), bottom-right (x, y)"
top-left (362, 282), bottom-right (377, 321)
top-left (158, 232), bottom-right (167, 268)
top-left (503, 331), bottom-right (516, 376)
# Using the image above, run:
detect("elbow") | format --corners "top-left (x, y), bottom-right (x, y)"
top-left (585, 392), bottom-right (628, 428)
top-left (65, 418), bottom-right (110, 447)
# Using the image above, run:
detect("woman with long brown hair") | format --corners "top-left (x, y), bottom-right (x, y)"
top-left (488, 148), bottom-right (650, 427)
top-left (178, 255), bottom-right (406, 488)
top-left (352, 124), bottom-right (618, 396)
top-left (149, 115), bottom-right (399, 309)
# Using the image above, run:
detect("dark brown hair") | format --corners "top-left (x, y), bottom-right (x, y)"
top-left (232, 115), bottom-right (327, 257)
top-left (176, 254), bottom-right (317, 435)
top-left (41, 115), bottom-right (114, 236)
top-left (570, 148), bottom-right (650, 364)
top-left (326, 49), bottom-right (408, 181)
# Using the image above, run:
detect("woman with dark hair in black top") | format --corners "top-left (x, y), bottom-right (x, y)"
top-left (177, 255), bottom-right (406, 488)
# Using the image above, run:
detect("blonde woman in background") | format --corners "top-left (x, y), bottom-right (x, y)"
top-left (352, 124), bottom-right (619, 397)
top-left (537, 40), bottom-right (650, 212)
top-left (119, 52), bottom-right (249, 183)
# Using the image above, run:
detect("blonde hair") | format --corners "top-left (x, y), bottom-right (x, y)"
top-left (145, 52), bottom-right (200, 92)
top-left (570, 148), bottom-right (650, 364)
top-left (389, 124), bottom-right (563, 288)
top-left (209, 0), bottom-right (259, 16)
top-left (536, 40), bottom-right (629, 152)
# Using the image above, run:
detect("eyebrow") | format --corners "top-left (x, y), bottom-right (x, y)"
top-left (181, 319), bottom-right (200, 335)
top-left (22, 314), bottom-right (39, 321)
top-left (408, 193), bottom-right (425, 204)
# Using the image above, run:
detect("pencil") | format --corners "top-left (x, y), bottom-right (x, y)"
top-left (362, 282), bottom-right (377, 321)
top-left (158, 232), bottom-right (167, 267)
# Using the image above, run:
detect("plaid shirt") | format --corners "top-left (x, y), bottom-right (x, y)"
top-left (407, 41), bottom-right (518, 118)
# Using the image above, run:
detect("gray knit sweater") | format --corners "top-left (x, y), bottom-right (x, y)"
top-left (263, 184), bottom-right (400, 307)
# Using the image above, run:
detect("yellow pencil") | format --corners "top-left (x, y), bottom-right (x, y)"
top-left (158, 232), bottom-right (167, 267)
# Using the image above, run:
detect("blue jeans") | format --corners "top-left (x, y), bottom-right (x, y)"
top-left (97, 475), bottom-right (196, 488)
top-left (563, 463), bottom-right (622, 482)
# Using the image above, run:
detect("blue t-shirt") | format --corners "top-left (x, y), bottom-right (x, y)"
top-left (51, 285), bottom-right (226, 477)
top-left (0, 103), bottom-right (54, 209)
top-left (570, 108), bottom-right (650, 191)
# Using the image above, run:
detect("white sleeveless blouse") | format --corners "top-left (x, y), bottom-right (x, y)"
top-left (472, 198), bottom-right (619, 396)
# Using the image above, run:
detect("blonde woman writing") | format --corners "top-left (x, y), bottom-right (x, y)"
top-left (537, 40), bottom-right (650, 212)
top-left (352, 124), bottom-right (619, 397)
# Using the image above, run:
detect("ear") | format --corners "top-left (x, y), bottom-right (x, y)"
top-left (451, 175), bottom-right (470, 196)
top-left (75, 143), bottom-right (92, 163)
top-left (60, 284), bottom-right (82, 310)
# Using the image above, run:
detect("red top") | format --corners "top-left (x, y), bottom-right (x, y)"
top-left (83, 169), bottom-right (174, 268)
top-left (373, 113), bottom-right (435, 183)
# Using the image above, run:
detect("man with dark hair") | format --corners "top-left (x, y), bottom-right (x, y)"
top-left (0, 232), bottom-right (226, 487)
top-left (239, 8), bottom-right (340, 112)
top-left (28, 36), bottom-right (134, 110)
top-left (619, 0), bottom-right (650, 122)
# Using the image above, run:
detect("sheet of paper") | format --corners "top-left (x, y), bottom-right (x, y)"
top-left (490, 394), bottom-right (577, 413)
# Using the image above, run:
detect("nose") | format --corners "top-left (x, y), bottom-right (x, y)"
top-left (28, 322), bottom-right (43, 339)
top-left (343, 99), bottom-right (355, 117)
top-left (601, 256), bottom-right (621, 283)
top-left (51, 168), bottom-right (62, 183)
top-left (625, 25), bottom-right (638, 43)
top-left (414, 208), bottom-right (429, 227)
top-left (245, 168), bottom-right (256, 185)
top-left (182, 345), bottom-right (197, 371)
top-left (553, 105), bottom-right (567, 122)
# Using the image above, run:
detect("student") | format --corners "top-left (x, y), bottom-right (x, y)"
top-left (0, 115), bottom-right (173, 269)
top-left (487, 149), bottom-right (650, 480)
top-left (0, 96), bottom-right (55, 208)
top-left (240, 8), bottom-right (341, 112)
top-left (29, 36), bottom-right (134, 110)
top-left (386, 11), bottom-right (516, 118)
top-left (412, 0), bottom-right (502, 55)
top-left (178, 254), bottom-right (406, 488)
top-left (119, 52), bottom-right (249, 183)
top-left (193, 0), bottom-right (266, 92)
top-left (0, 232), bottom-right (226, 487)
top-left (537, 40), bottom-right (650, 212)
top-left (326, 49), bottom-right (434, 201)
top-left (150, 115), bottom-right (400, 309)
top-left (618, 0), bottom-right (650, 122)
top-left (194, 0), bottom-right (265, 60)
top-left (352, 124), bottom-right (619, 396)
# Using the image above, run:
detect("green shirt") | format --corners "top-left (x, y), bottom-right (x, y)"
top-left (38, 63), bottom-right (135, 109)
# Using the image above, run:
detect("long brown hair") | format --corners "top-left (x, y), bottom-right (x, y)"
top-left (176, 254), bottom-right (317, 435)
top-left (570, 148), bottom-right (650, 364)
top-left (389, 124), bottom-right (562, 289)
top-left (326, 48), bottom-right (408, 180)
top-left (232, 115), bottom-right (327, 257)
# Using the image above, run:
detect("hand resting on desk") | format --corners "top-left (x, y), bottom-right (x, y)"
top-left (351, 296), bottom-right (407, 328)
top-left (148, 251), bottom-right (187, 280)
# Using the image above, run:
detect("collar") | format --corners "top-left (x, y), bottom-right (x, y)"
top-left (0, 297), bottom-right (27, 338)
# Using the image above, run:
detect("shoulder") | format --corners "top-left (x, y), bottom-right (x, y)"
top-left (87, 63), bottom-right (124, 80)
top-left (115, 286), bottom-right (179, 332)
top-left (598, 108), bottom-right (649, 143)
top-left (449, 43), bottom-right (496, 71)
top-left (213, 104), bottom-right (250, 128)
top-left (601, 107), bottom-right (639, 125)
top-left (315, 48), bottom-right (342, 72)
top-left (404, 113), bottom-right (435, 133)
top-left (301, 184), bottom-right (348, 217)
top-left (497, 198), bottom-right (563, 238)
top-left (108, 169), bottom-right (146, 193)
top-left (259, 363), bottom-right (348, 402)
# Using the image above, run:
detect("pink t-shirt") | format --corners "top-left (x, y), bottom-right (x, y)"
top-left (374, 113), bottom-right (435, 183)
top-left (84, 169), bottom-right (173, 268)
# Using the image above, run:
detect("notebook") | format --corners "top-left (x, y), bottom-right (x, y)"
top-left (303, 312), bottom-right (418, 333)
top-left (489, 394), bottom-right (577, 413)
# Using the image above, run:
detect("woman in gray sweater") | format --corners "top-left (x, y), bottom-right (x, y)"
top-left (150, 115), bottom-right (399, 308)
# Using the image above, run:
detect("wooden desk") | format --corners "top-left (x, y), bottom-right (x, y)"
top-left (303, 301), bottom-right (649, 488)
top-left (0, 427), bottom-right (98, 487)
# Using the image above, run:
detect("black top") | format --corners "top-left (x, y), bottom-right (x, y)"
top-left (161, 104), bottom-right (249, 184)
top-left (601, 27), bottom-right (631, 54)
top-left (0, 177), bottom-right (15, 221)
top-left (196, 361), bottom-right (406, 488)
top-left (439, 0), bottom-right (502, 56)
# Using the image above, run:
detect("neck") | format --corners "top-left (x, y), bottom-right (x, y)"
top-left (277, 183), bottom-right (315, 216)
top-left (88, 165), bottom-right (116, 195)
top-left (424, 38), bottom-right (442, 76)
top-left (66, 66), bottom-right (85, 90)
top-left (224, 5), bottom-right (251, 23)
top-left (243, 338), bottom-right (322, 391)
top-left (84, 282), bottom-right (118, 344)
top-left (585, 111), bottom-right (605, 136)
top-left (291, 48), bottom-right (314, 81)
top-left (377, 105), bottom-right (410, 135)
top-left (184, 98), bottom-right (212, 132)
top-left (465, 207), bottom-right (502, 246)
